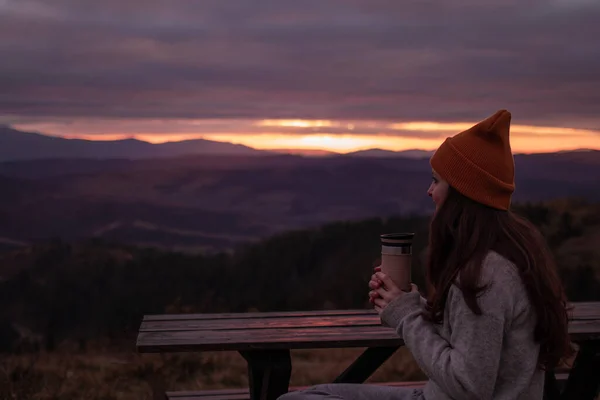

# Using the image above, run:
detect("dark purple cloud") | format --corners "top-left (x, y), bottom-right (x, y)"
top-left (1, 0), bottom-right (600, 129)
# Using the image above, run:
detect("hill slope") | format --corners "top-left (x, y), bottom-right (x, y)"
top-left (345, 148), bottom-right (435, 158)
top-left (0, 199), bottom-right (598, 352)
top-left (1, 151), bottom-right (599, 251)
top-left (0, 125), bottom-right (266, 161)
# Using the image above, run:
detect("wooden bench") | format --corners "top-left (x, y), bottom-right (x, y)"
top-left (164, 373), bottom-right (572, 400)
top-left (165, 381), bottom-right (428, 400)
top-left (137, 303), bottom-right (600, 400)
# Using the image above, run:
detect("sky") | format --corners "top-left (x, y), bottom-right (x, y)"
top-left (1, 0), bottom-right (600, 153)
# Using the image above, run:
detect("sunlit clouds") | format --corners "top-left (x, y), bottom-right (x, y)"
top-left (2, 0), bottom-right (599, 153)
top-left (256, 120), bottom-right (337, 129)
top-left (7, 117), bottom-right (600, 154)
top-left (2, 1), bottom-right (600, 134)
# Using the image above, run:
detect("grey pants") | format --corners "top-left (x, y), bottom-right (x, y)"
top-left (277, 383), bottom-right (425, 400)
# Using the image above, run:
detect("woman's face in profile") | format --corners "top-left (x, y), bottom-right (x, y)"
top-left (427, 169), bottom-right (449, 211)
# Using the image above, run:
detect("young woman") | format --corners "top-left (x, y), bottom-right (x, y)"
top-left (278, 110), bottom-right (573, 400)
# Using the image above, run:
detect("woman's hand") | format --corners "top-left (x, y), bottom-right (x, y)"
top-left (368, 266), bottom-right (418, 314)
top-left (368, 266), bottom-right (383, 306)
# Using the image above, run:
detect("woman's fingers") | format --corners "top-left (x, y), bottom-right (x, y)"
top-left (375, 272), bottom-right (399, 292)
top-left (372, 296), bottom-right (387, 308)
top-left (368, 279), bottom-right (383, 289)
top-left (374, 285), bottom-right (395, 302)
top-left (369, 264), bottom-right (388, 314)
top-left (370, 273), bottom-right (384, 286)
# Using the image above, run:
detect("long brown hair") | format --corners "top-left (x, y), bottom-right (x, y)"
top-left (425, 186), bottom-right (573, 370)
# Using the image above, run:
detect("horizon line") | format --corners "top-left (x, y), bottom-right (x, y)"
top-left (4, 120), bottom-right (600, 155)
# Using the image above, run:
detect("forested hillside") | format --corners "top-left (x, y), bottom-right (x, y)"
top-left (2, 199), bottom-right (600, 399)
top-left (1, 198), bottom-right (599, 354)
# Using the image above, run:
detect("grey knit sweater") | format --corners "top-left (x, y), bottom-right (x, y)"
top-left (381, 251), bottom-right (544, 400)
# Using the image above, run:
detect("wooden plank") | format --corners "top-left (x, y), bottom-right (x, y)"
top-left (567, 302), bottom-right (600, 319)
top-left (164, 375), bottom-right (575, 400)
top-left (167, 392), bottom-right (250, 400)
top-left (567, 320), bottom-right (600, 341)
top-left (139, 326), bottom-right (400, 343)
top-left (144, 309), bottom-right (371, 322)
top-left (140, 315), bottom-right (380, 332)
top-left (137, 326), bottom-right (406, 352)
top-left (145, 302), bottom-right (599, 322)
top-left (141, 316), bottom-right (600, 336)
top-left (137, 302), bottom-right (600, 353)
top-left (142, 302), bottom-right (600, 332)
top-left (165, 375), bottom-right (573, 400)
top-left (143, 302), bottom-right (599, 327)
top-left (165, 381), bottom-right (428, 400)
top-left (138, 319), bottom-right (600, 353)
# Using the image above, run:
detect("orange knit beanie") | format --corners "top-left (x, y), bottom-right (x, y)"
top-left (429, 109), bottom-right (515, 210)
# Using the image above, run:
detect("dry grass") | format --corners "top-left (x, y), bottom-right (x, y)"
top-left (3, 348), bottom-right (598, 400)
top-left (0, 347), bottom-right (423, 400)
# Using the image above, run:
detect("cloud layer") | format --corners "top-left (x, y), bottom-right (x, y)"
top-left (2, 0), bottom-right (600, 129)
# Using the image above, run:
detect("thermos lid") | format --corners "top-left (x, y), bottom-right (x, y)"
top-left (380, 233), bottom-right (414, 241)
top-left (380, 233), bottom-right (414, 248)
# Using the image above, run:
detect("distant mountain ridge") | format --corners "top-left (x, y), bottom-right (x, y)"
top-left (1, 125), bottom-right (597, 161)
top-left (0, 125), bottom-right (266, 161)
top-left (344, 148), bottom-right (435, 158)
top-left (1, 149), bottom-right (599, 252)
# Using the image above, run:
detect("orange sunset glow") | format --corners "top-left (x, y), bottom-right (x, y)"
top-left (12, 118), bottom-right (600, 155)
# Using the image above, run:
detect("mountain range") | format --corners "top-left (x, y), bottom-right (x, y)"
top-left (0, 125), bottom-right (265, 160)
top-left (1, 126), bottom-right (599, 253)
top-left (0, 126), bottom-right (436, 161)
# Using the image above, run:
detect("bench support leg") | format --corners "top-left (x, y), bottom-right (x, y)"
top-left (543, 369), bottom-right (560, 400)
top-left (560, 341), bottom-right (600, 400)
top-left (240, 350), bottom-right (292, 400)
top-left (333, 346), bottom-right (401, 384)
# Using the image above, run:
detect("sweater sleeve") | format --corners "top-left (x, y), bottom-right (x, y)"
top-left (380, 286), bottom-right (506, 400)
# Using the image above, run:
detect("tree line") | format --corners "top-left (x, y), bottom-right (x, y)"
top-left (0, 198), bottom-right (599, 353)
